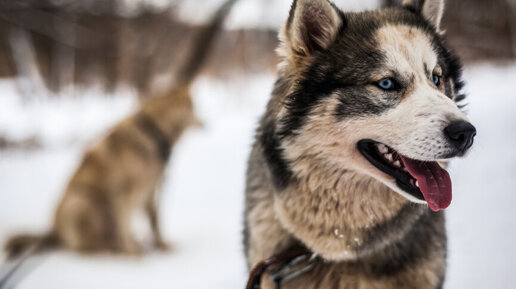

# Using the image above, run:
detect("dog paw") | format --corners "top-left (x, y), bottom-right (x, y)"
top-left (154, 240), bottom-right (171, 251)
top-left (118, 239), bottom-right (144, 256)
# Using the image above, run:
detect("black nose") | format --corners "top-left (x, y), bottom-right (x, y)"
top-left (444, 121), bottom-right (476, 154)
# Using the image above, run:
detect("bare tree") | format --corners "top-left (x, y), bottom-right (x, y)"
top-left (8, 26), bottom-right (46, 101)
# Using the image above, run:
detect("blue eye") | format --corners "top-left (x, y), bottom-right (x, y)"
top-left (378, 78), bottom-right (395, 90)
top-left (433, 74), bottom-right (441, 86)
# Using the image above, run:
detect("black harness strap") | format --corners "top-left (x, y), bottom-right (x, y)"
top-left (246, 247), bottom-right (319, 289)
top-left (136, 113), bottom-right (171, 161)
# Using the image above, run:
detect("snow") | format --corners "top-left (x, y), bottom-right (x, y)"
top-left (0, 63), bottom-right (515, 288)
top-left (445, 63), bottom-right (516, 289)
top-left (0, 83), bottom-right (137, 148)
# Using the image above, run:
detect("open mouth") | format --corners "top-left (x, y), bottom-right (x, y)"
top-left (357, 140), bottom-right (452, 211)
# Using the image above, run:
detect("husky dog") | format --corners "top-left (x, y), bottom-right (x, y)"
top-left (4, 0), bottom-right (237, 259)
top-left (244, 0), bottom-right (476, 288)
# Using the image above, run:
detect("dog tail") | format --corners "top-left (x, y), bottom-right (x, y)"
top-left (1, 232), bottom-right (59, 288)
top-left (4, 232), bottom-right (58, 261)
top-left (174, 0), bottom-right (238, 87)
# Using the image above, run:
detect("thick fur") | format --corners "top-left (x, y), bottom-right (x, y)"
top-left (245, 0), bottom-right (471, 288)
top-left (4, 0), bottom-right (237, 259)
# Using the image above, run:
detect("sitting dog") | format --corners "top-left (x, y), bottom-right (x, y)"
top-left (4, 0), bottom-right (237, 259)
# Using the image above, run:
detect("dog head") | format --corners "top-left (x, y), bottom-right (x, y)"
top-left (266, 0), bottom-right (476, 211)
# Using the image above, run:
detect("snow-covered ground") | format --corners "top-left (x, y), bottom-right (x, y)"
top-left (0, 63), bottom-right (515, 288)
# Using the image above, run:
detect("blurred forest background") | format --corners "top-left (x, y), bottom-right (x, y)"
top-left (0, 0), bottom-right (514, 100)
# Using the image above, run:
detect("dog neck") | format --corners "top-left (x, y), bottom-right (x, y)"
top-left (273, 158), bottom-right (425, 262)
top-left (140, 85), bottom-right (194, 145)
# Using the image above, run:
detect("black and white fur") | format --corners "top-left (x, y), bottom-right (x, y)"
top-left (244, 0), bottom-right (475, 288)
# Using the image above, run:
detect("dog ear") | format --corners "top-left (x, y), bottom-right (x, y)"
top-left (402, 0), bottom-right (444, 30)
top-left (282, 0), bottom-right (342, 57)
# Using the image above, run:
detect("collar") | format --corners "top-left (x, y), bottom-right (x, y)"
top-left (246, 247), bottom-right (320, 289)
top-left (136, 113), bottom-right (171, 161)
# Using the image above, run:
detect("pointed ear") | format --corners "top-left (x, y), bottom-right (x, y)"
top-left (402, 0), bottom-right (444, 30)
top-left (282, 0), bottom-right (342, 57)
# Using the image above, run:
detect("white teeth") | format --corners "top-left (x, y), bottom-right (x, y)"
top-left (377, 144), bottom-right (388, 154)
top-left (415, 180), bottom-right (419, 187)
top-left (384, 153), bottom-right (393, 162)
top-left (393, 160), bottom-right (401, 168)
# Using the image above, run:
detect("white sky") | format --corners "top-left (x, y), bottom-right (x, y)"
top-left (120, 0), bottom-right (381, 29)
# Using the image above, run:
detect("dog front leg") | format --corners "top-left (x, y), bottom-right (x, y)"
top-left (145, 190), bottom-right (170, 251)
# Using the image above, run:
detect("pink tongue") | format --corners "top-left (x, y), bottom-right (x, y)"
top-left (400, 156), bottom-right (452, 211)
